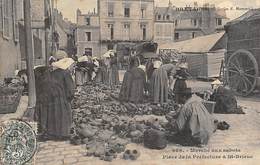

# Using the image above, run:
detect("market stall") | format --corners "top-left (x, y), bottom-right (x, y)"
top-left (158, 32), bottom-right (226, 79)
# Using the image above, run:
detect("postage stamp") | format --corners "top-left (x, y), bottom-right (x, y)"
top-left (0, 120), bottom-right (37, 165)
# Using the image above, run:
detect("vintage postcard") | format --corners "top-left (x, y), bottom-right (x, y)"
top-left (0, 0), bottom-right (260, 165)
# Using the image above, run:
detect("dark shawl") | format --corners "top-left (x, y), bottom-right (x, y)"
top-left (119, 67), bottom-right (146, 103)
top-left (35, 68), bottom-right (75, 137)
top-left (211, 86), bottom-right (244, 114)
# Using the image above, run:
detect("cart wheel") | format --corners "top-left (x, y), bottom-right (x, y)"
top-left (227, 49), bottom-right (258, 96)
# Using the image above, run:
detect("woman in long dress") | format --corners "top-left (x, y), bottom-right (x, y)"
top-left (35, 58), bottom-right (75, 140)
top-left (173, 63), bottom-right (189, 104)
top-left (110, 54), bottom-right (119, 86)
top-left (119, 57), bottom-right (146, 103)
top-left (150, 60), bottom-right (169, 104)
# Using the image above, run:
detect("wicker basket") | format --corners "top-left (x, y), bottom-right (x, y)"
top-left (202, 100), bottom-right (216, 114)
top-left (0, 86), bottom-right (23, 114)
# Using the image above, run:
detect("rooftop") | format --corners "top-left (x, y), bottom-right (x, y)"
top-left (158, 31), bottom-right (225, 53)
top-left (155, 6), bottom-right (228, 20)
top-left (226, 8), bottom-right (260, 26)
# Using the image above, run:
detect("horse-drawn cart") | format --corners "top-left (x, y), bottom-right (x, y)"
top-left (224, 9), bottom-right (260, 96)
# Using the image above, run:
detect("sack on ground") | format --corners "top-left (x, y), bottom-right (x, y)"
top-left (144, 129), bottom-right (167, 150)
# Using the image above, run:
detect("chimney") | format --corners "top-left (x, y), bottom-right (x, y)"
top-left (97, 0), bottom-right (100, 15)
top-left (76, 9), bottom-right (81, 24)
top-left (168, 0), bottom-right (172, 7)
top-left (194, 2), bottom-right (198, 7)
top-left (77, 9), bottom-right (82, 16)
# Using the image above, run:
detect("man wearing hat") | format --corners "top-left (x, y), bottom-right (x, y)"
top-left (168, 88), bottom-right (216, 146)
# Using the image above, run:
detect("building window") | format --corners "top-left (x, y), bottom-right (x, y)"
top-left (124, 23), bottom-right (130, 29)
top-left (199, 18), bottom-right (202, 26)
top-left (216, 18), bottom-right (222, 26)
top-left (12, 0), bottom-right (18, 41)
top-left (143, 28), bottom-right (146, 40)
top-left (123, 23), bottom-right (130, 40)
top-left (175, 20), bottom-right (178, 26)
top-left (158, 14), bottom-right (161, 20)
top-left (107, 44), bottom-right (114, 50)
top-left (193, 19), bottom-right (197, 26)
top-left (141, 8), bottom-right (145, 18)
top-left (166, 15), bottom-right (170, 20)
top-left (108, 3), bottom-right (114, 17)
top-left (85, 17), bottom-right (90, 25)
top-left (108, 24), bottom-right (114, 40)
top-left (174, 32), bottom-right (179, 40)
top-left (192, 32), bottom-right (195, 38)
top-left (3, 0), bottom-right (10, 39)
top-left (140, 24), bottom-right (146, 40)
top-left (108, 10), bottom-right (114, 17)
top-left (85, 32), bottom-right (91, 41)
top-left (124, 8), bottom-right (130, 17)
top-left (84, 48), bottom-right (92, 56)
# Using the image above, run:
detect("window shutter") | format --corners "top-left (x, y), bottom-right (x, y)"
top-left (12, 0), bottom-right (18, 41)
top-left (3, 0), bottom-right (10, 39)
top-left (108, 3), bottom-right (114, 17)
top-left (0, 0), bottom-right (3, 31)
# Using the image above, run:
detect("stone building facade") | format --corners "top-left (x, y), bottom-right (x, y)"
top-left (54, 9), bottom-right (76, 57)
top-left (0, 0), bottom-right (23, 81)
top-left (154, 2), bottom-right (175, 44)
top-left (0, 0), bottom-right (51, 81)
top-left (28, 0), bottom-right (46, 66)
top-left (76, 9), bottom-right (100, 56)
top-left (76, 0), bottom-right (155, 57)
top-left (98, 0), bottom-right (154, 54)
top-left (154, 2), bottom-right (229, 42)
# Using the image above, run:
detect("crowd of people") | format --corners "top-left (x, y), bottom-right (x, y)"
top-left (119, 56), bottom-right (190, 105)
top-left (30, 49), bottom-right (237, 147)
top-left (118, 56), bottom-right (218, 146)
top-left (35, 50), bottom-right (121, 140)
top-left (73, 50), bottom-right (119, 88)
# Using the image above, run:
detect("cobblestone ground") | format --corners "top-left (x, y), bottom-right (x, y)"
top-left (34, 80), bottom-right (260, 165)
top-left (34, 107), bottom-right (260, 165)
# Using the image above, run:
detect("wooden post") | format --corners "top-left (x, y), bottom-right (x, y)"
top-left (44, 0), bottom-right (49, 66)
top-left (23, 0), bottom-right (36, 120)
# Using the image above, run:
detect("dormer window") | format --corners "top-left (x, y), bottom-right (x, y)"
top-left (158, 14), bottom-right (161, 20)
top-left (85, 17), bottom-right (90, 25)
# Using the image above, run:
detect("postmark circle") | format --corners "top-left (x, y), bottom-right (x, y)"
top-left (0, 120), bottom-right (37, 165)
